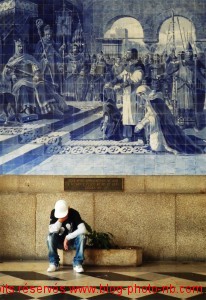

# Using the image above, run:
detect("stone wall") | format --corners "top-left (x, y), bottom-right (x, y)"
top-left (0, 175), bottom-right (205, 261)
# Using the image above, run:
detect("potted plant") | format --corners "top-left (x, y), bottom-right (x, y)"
top-left (85, 223), bottom-right (117, 250)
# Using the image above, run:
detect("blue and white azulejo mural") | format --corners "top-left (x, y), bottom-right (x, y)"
top-left (0, 0), bottom-right (205, 175)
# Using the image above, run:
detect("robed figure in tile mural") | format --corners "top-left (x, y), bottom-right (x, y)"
top-left (2, 38), bottom-right (67, 117)
top-left (106, 48), bottom-right (146, 143)
top-left (167, 43), bottom-right (206, 130)
top-left (35, 24), bottom-right (64, 91)
top-left (2, 38), bottom-right (41, 116)
top-left (135, 85), bottom-right (206, 154)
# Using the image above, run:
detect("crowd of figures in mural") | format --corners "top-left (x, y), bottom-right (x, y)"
top-left (0, 16), bottom-right (206, 155)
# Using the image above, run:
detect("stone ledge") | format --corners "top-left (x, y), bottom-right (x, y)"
top-left (59, 248), bottom-right (142, 266)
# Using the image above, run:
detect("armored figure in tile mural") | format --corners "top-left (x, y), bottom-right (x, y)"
top-left (63, 43), bottom-right (89, 101)
top-left (167, 43), bottom-right (206, 131)
top-left (89, 52), bottom-right (107, 102)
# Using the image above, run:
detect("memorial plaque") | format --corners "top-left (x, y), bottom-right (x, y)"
top-left (64, 178), bottom-right (124, 191)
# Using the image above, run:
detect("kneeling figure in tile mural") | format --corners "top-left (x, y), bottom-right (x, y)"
top-left (135, 85), bottom-right (206, 154)
top-left (47, 199), bottom-right (87, 273)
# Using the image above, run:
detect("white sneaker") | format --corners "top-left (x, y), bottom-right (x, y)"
top-left (47, 264), bottom-right (60, 272)
top-left (73, 265), bottom-right (84, 273)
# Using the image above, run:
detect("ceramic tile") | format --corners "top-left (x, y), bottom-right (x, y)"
top-left (39, 294), bottom-right (81, 300)
top-left (156, 273), bottom-right (206, 282)
top-left (0, 262), bottom-right (206, 299)
top-left (0, 0), bottom-right (206, 175)
top-left (83, 272), bottom-right (148, 282)
top-left (1, 272), bottom-right (63, 281)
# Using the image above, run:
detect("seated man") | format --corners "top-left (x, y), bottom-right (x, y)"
top-left (47, 199), bottom-right (87, 273)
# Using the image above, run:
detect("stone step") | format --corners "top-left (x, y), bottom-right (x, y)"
top-left (0, 104), bottom-right (103, 154)
top-left (0, 121), bottom-right (53, 155)
top-left (59, 247), bottom-right (143, 267)
top-left (0, 106), bottom-right (103, 174)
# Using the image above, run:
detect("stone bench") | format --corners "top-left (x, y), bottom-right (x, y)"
top-left (59, 247), bottom-right (142, 266)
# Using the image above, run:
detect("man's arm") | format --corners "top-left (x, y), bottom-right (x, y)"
top-left (49, 221), bottom-right (62, 233)
top-left (134, 111), bottom-right (150, 133)
top-left (65, 223), bottom-right (87, 241)
top-left (105, 69), bottom-right (125, 89)
top-left (116, 69), bottom-right (143, 90)
top-left (48, 209), bottom-right (64, 233)
top-left (130, 69), bottom-right (143, 87)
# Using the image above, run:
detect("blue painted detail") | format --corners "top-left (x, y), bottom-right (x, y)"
top-left (0, 0), bottom-right (205, 175)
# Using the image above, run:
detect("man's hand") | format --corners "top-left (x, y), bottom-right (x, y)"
top-left (104, 82), bottom-right (112, 89)
top-left (59, 44), bottom-right (66, 52)
top-left (5, 65), bottom-right (13, 76)
top-left (80, 70), bottom-right (85, 76)
top-left (12, 75), bottom-right (17, 83)
top-left (58, 65), bottom-right (64, 73)
top-left (113, 84), bottom-right (121, 91)
top-left (33, 71), bottom-right (42, 83)
top-left (43, 58), bottom-right (49, 65)
top-left (64, 237), bottom-right (69, 251)
top-left (58, 215), bottom-right (68, 223)
top-left (134, 124), bottom-right (143, 133)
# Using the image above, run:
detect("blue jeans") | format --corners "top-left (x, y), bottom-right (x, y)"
top-left (47, 233), bottom-right (86, 267)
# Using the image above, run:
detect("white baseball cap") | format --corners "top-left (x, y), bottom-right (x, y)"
top-left (54, 200), bottom-right (68, 218)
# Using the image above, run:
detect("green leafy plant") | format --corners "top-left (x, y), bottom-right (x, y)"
top-left (85, 222), bottom-right (117, 250)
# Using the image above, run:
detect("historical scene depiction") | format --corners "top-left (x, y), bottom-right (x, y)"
top-left (0, 0), bottom-right (205, 175)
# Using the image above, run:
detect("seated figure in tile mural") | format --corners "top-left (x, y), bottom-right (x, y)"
top-left (135, 85), bottom-right (206, 154)
top-left (2, 38), bottom-right (67, 118)
top-left (47, 199), bottom-right (87, 273)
